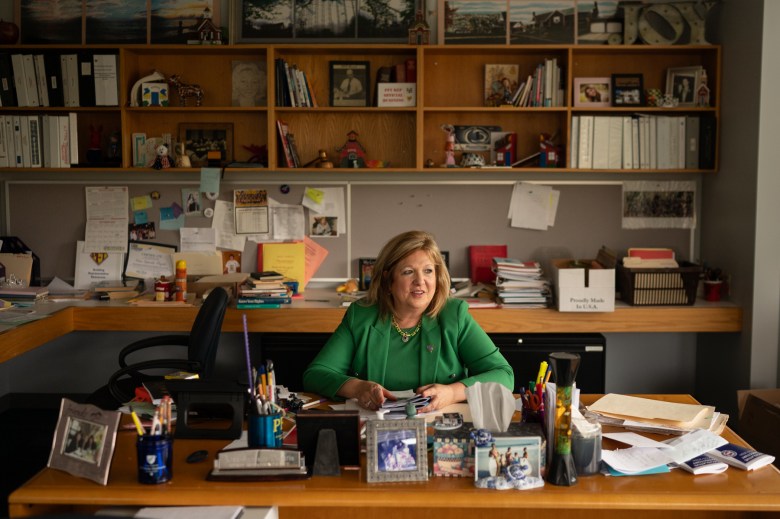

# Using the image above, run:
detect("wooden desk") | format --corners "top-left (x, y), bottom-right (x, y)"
top-left (9, 395), bottom-right (779, 519)
top-left (0, 296), bottom-right (743, 364)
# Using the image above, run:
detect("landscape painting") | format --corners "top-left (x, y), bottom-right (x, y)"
top-left (509, 1), bottom-right (575, 44)
top-left (20, 0), bottom-right (82, 44)
top-left (86, 0), bottom-right (148, 44)
top-left (443, 0), bottom-right (506, 45)
top-left (150, 0), bottom-right (219, 44)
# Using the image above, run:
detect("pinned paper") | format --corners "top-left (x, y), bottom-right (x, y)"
top-left (160, 206), bottom-right (175, 221)
top-left (182, 188), bottom-right (201, 215)
top-left (133, 210), bottom-right (148, 224)
top-left (302, 187), bottom-right (325, 213)
top-left (130, 195), bottom-right (153, 211)
top-left (171, 202), bottom-right (184, 219)
top-left (508, 182), bottom-right (558, 231)
top-left (160, 214), bottom-right (185, 230)
top-left (200, 167), bottom-right (221, 195)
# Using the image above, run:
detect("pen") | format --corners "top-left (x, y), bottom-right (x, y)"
top-left (242, 314), bottom-right (255, 400)
top-left (301, 398), bottom-right (327, 410)
top-left (536, 361), bottom-right (548, 386)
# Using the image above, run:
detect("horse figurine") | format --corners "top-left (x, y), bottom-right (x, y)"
top-left (168, 74), bottom-right (204, 107)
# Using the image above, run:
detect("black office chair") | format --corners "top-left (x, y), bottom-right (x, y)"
top-left (87, 287), bottom-right (230, 410)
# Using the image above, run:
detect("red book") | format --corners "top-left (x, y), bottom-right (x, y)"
top-left (469, 245), bottom-right (508, 284)
top-left (405, 58), bottom-right (417, 83)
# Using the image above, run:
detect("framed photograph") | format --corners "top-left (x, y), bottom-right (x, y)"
top-left (178, 123), bottom-right (233, 167)
top-left (330, 61), bottom-right (370, 107)
top-left (310, 215), bottom-right (339, 237)
top-left (474, 436), bottom-right (542, 481)
top-left (666, 66), bottom-right (702, 107)
top-left (358, 257), bottom-right (376, 291)
top-left (611, 73), bottom-right (644, 107)
top-left (366, 419), bottom-right (428, 483)
top-left (233, 0), bottom-right (415, 43)
top-left (574, 77), bottom-right (611, 107)
top-left (47, 399), bottom-right (121, 485)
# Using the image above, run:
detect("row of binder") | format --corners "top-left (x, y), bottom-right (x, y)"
top-left (0, 114), bottom-right (78, 168)
top-left (0, 52), bottom-right (119, 108)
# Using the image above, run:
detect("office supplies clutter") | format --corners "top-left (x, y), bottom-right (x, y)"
top-left (465, 382), bottom-right (515, 432)
top-left (675, 454), bottom-right (728, 475)
top-left (136, 433), bottom-right (173, 484)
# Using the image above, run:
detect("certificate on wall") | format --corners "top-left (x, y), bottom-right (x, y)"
top-left (124, 242), bottom-right (176, 280)
top-left (234, 189), bottom-right (269, 235)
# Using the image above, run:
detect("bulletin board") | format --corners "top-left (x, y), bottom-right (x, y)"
top-left (5, 181), bottom-right (693, 283)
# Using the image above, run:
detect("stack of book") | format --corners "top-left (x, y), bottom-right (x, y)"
top-left (274, 58), bottom-right (316, 108)
top-left (237, 274), bottom-right (292, 309)
top-left (0, 285), bottom-right (49, 304)
top-left (492, 258), bottom-right (551, 308)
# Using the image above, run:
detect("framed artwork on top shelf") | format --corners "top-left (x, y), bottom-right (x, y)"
top-left (233, 0), bottom-right (416, 43)
top-left (611, 74), bottom-right (644, 107)
top-left (330, 61), bottom-right (370, 107)
top-left (666, 66), bottom-right (702, 107)
top-left (573, 77), bottom-right (610, 108)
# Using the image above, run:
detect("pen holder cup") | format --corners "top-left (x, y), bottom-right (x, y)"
top-left (522, 407), bottom-right (542, 424)
top-left (136, 434), bottom-right (173, 484)
top-left (247, 412), bottom-right (283, 448)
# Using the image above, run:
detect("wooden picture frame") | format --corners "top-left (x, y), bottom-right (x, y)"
top-left (611, 73), bottom-right (644, 107)
top-left (330, 61), bottom-right (370, 107)
top-left (573, 77), bottom-right (611, 107)
top-left (366, 419), bottom-right (428, 483)
top-left (47, 399), bottom-right (121, 485)
top-left (666, 66), bottom-right (702, 107)
top-left (178, 123), bottom-right (233, 167)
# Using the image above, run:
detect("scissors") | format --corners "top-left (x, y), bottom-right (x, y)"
top-left (524, 390), bottom-right (541, 411)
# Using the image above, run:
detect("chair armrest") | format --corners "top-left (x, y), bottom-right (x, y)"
top-left (119, 335), bottom-right (189, 368)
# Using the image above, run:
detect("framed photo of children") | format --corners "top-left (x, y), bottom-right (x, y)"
top-left (47, 399), bottom-right (121, 485)
top-left (611, 73), bottom-right (644, 106)
top-left (330, 61), bottom-right (370, 107)
top-left (178, 123), bottom-right (233, 167)
top-left (366, 419), bottom-right (428, 483)
top-left (573, 77), bottom-right (611, 107)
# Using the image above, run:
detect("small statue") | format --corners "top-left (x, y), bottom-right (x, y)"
top-left (174, 142), bottom-right (191, 168)
top-left (336, 130), bottom-right (367, 168)
top-left (168, 74), bottom-right (204, 107)
top-left (696, 70), bottom-right (711, 107)
top-left (152, 144), bottom-right (173, 169)
top-left (441, 124), bottom-right (456, 167)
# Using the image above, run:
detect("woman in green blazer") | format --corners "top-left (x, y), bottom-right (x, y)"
top-left (303, 230), bottom-right (514, 413)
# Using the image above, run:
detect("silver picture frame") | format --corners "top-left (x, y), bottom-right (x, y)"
top-left (47, 398), bottom-right (121, 485)
top-left (366, 419), bottom-right (428, 483)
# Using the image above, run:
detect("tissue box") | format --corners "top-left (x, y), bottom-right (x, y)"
top-left (432, 421), bottom-right (545, 478)
top-left (553, 259), bottom-right (615, 312)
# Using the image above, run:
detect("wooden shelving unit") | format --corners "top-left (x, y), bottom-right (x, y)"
top-left (0, 42), bottom-right (720, 175)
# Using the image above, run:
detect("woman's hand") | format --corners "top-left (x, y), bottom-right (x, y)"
top-left (416, 382), bottom-right (466, 413)
top-left (338, 379), bottom-right (396, 410)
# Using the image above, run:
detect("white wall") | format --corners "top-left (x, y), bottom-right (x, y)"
top-left (753, 0), bottom-right (780, 388)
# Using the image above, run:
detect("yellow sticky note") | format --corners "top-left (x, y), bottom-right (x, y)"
top-left (131, 195), bottom-right (153, 211)
top-left (262, 241), bottom-right (306, 293)
top-left (305, 187), bottom-right (325, 205)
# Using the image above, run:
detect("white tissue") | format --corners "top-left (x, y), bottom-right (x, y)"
top-left (465, 381), bottom-right (515, 432)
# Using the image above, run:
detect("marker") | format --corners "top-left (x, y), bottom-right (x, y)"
top-left (130, 409), bottom-right (145, 436)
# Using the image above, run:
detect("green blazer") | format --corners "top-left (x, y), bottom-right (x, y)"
top-left (303, 298), bottom-right (514, 399)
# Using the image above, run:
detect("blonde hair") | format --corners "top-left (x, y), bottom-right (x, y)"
top-left (364, 230), bottom-right (451, 320)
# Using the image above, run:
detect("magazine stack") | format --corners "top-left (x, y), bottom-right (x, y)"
top-left (492, 258), bottom-right (551, 308)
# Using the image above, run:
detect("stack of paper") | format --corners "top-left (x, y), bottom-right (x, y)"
top-left (587, 393), bottom-right (725, 435)
top-left (492, 258), bottom-right (551, 308)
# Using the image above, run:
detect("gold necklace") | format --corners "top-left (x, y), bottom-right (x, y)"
top-left (391, 315), bottom-right (422, 343)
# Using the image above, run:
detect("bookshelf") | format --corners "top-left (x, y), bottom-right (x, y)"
top-left (0, 42), bottom-right (719, 174)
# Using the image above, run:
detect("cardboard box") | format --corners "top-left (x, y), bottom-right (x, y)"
top-left (553, 259), bottom-right (615, 312)
top-left (432, 421), bottom-right (545, 478)
top-left (737, 388), bottom-right (780, 467)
